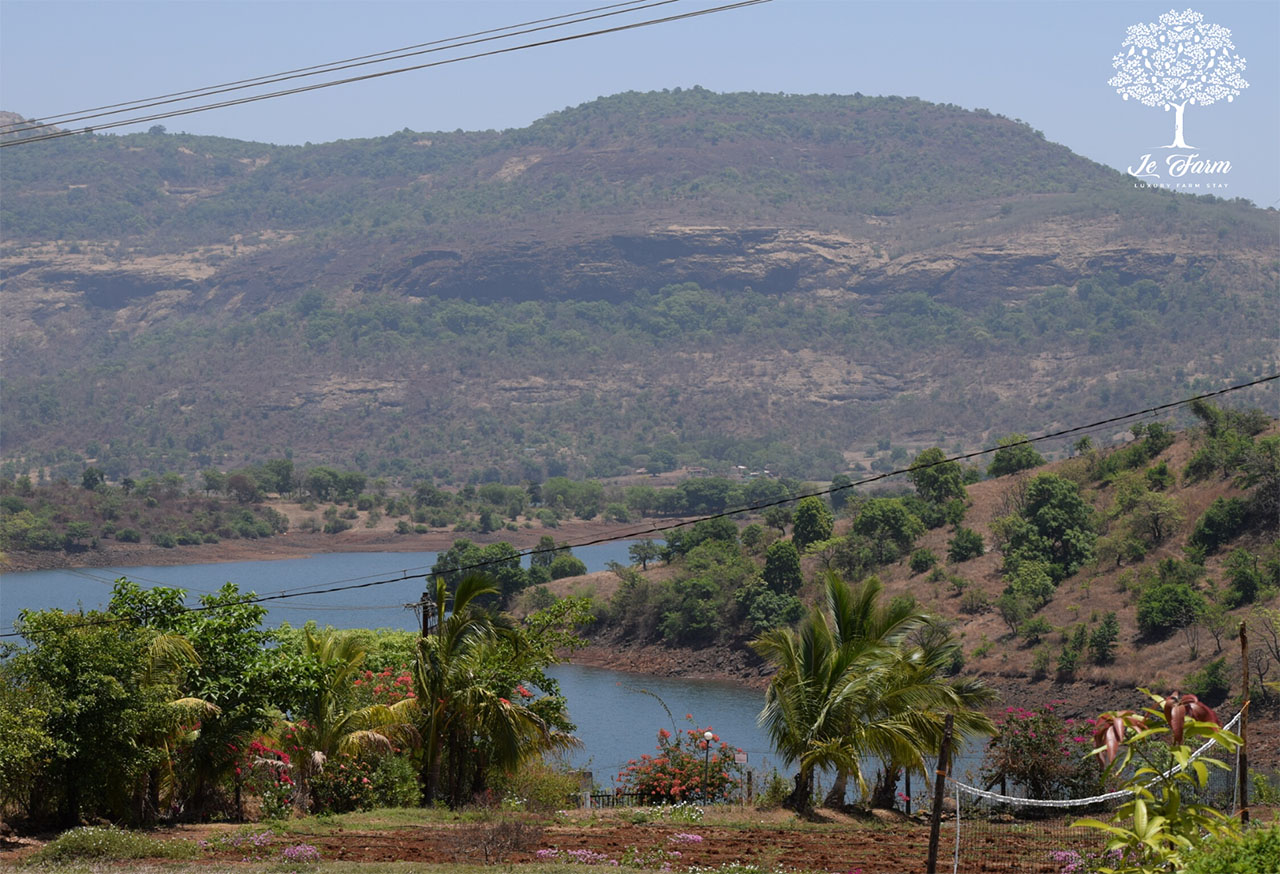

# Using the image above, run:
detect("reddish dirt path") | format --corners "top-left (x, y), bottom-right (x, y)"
top-left (183, 817), bottom-right (1093, 872)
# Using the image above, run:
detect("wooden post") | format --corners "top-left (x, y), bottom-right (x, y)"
top-left (905, 769), bottom-right (912, 816)
top-left (1239, 621), bottom-right (1250, 824)
top-left (747, 770), bottom-right (754, 806)
top-left (926, 714), bottom-right (955, 874)
top-left (420, 589), bottom-right (431, 637)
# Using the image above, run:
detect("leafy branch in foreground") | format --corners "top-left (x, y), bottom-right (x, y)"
top-left (1072, 691), bottom-right (1242, 874)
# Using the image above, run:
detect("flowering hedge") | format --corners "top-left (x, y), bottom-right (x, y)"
top-left (618, 726), bottom-right (744, 804)
top-left (237, 738), bottom-right (294, 820)
top-left (981, 704), bottom-right (1102, 800)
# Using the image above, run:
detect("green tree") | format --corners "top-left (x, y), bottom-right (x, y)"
top-left (1128, 491), bottom-right (1184, 546)
top-left (548, 553), bottom-right (588, 579)
top-left (277, 628), bottom-right (417, 811)
top-left (763, 539), bottom-right (803, 594)
top-left (81, 467), bottom-right (105, 491)
top-left (850, 498), bottom-right (925, 564)
top-left (762, 504), bottom-right (792, 534)
top-left (908, 448), bottom-right (966, 505)
top-left (947, 527), bottom-right (984, 562)
top-left (628, 539), bottom-right (662, 570)
top-left (410, 574), bottom-right (577, 805)
top-left (1089, 612), bottom-right (1121, 664)
top-left (791, 496), bottom-right (834, 552)
top-left (4, 610), bottom-right (177, 825)
top-left (0, 678), bottom-right (55, 820)
top-left (987, 434), bottom-right (1045, 478)
top-left (829, 474), bottom-right (853, 512)
top-left (109, 580), bottom-right (314, 816)
top-left (260, 459), bottom-right (295, 496)
top-left (1137, 583), bottom-right (1206, 638)
top-left (1000, 473), bottom-right (1096, 581)
top-left (752, 574), bottom-right (993, 812)
top-left (200, 469), bottom-right (226, 496)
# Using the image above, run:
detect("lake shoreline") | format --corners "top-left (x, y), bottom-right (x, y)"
top-left (0, 519), bottom-right (657, 573)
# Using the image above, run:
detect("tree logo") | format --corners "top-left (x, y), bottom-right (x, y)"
top-left (1108, 8), bottom-right (1248, 149)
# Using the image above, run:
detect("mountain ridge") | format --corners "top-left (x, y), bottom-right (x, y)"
top-left (1, 89), bottom-right (1276, 483)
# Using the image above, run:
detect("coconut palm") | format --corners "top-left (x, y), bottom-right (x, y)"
top-left (412, 573), bottom-right (577, 805)
top-left (753, 572), bottom-right (994, 812)
top-left (277, 627), bottom-right (418, 811)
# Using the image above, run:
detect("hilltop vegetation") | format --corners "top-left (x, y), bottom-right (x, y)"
top-left (549, 402), bottom-right (1278, 709)
top-left (2, 90), bottom-right (1276, 484)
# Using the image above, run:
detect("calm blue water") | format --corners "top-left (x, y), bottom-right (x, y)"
top-left (0, 541), bottom-right (637, 633)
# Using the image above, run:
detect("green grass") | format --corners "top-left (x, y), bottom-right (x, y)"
top-left (271, 806), bottom-right (495, 836)
top-left (24, 826), bottom-right (200, 866)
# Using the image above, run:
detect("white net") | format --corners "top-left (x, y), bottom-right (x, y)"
top-left (943, 711), bottom-right (1242, 874)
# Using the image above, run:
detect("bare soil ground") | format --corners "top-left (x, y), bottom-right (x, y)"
top-left (0, 808), bottom-right (1104, 872)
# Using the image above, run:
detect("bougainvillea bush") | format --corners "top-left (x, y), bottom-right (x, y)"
top-left (618, 725), bottom-right (745, 804)
top-left (237, 738), bottom-right (294, 820)
top-left (981, 704), bottom-right (1103, 800)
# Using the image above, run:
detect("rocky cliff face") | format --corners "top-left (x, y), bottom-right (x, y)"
top-left (3, 218), bottom-right (1262, 339)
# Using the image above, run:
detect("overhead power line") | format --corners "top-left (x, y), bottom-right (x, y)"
top-left (0, 0), bottom-right (771, 148)
top-left (0, 0), bottom-right (674, 136)
top-left (3, 373), bottom-right (1274, 640)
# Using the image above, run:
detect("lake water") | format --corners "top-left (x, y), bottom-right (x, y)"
top-left (0, 546), bottom-right (979, 801)
top-left (0, 541), bottom-right (637, 633)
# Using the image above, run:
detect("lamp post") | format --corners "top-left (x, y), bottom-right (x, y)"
top-left (702, 730), bottom-right (714, 805)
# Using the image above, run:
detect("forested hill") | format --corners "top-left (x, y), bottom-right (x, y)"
top-left (1, 89), bottom-right (1277, 484)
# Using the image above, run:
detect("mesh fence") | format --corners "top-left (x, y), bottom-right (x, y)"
top-left (944, 710), bottom-right (1242, 874)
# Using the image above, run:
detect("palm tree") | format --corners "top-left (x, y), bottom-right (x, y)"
top-left (278, 627), bottom-right (418, 811)
top-left (412, 573), bottom-right (577, 805)
top-left (752, 572), bottom-right (994, 812)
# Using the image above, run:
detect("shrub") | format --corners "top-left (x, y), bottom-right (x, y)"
top-left (1019, 616), bottom-right (1052, 644)
top-left (909, 548), bottom-right (937, 574)
top-left (1188, 497), bottom-right (1249, 555)
top-left (1136, 582), bottom-right (1205, 637)
top-left (490, 758), bottom-right (580, 811)
top-left (987, 434), bottom-right (1045, 477)
top-left (981, 705), bottom-right (1101, 799)
top-left (368, 754), bottom-right (420, 808)
top-left (947, 527), bottom-right (985, 562)
top-left (151, 531), bottom-right (177, 548)
top-left (310, 756), bottom-right (375, 813)
top-left (1030, 647), bottom-right (1052, 680)
top-left (29, 826), bottom-right (200, 863)
top-left (548, 553), bottom-right (588, 580)
top-left (618, 725), bottom-right (745, 804)
top-left (960, 589), bottom-right (990, 614)
top-left (1184, 657), bottom-right (1231, 705)
top-left (1182, 823), bottom-right (1280, 874)
top-left (117, 527), bottom-right (142, 543)
top-left (1088, 612), bottom-right (1120, 665)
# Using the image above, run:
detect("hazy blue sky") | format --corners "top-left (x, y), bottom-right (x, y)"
top-left (2, 0), bottom-right (1276, 206)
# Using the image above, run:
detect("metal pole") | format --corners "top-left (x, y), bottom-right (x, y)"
top-left (1239, 621), bottom-right (1250, 824)
top-left (926, 714), bottom-right (954, 874)
top-left (704, 742), bottom-right (711, 805)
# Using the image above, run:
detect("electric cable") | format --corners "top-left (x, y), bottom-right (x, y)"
top-left (3, 374), bottom-right (1273, 639)
top-left (0, 0), bottom-right (675, 135)
top-left (0, 0), bottom-right (771, 148)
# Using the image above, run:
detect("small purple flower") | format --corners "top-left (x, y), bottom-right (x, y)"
top-left (281, 843), bottom-right (321, 863)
